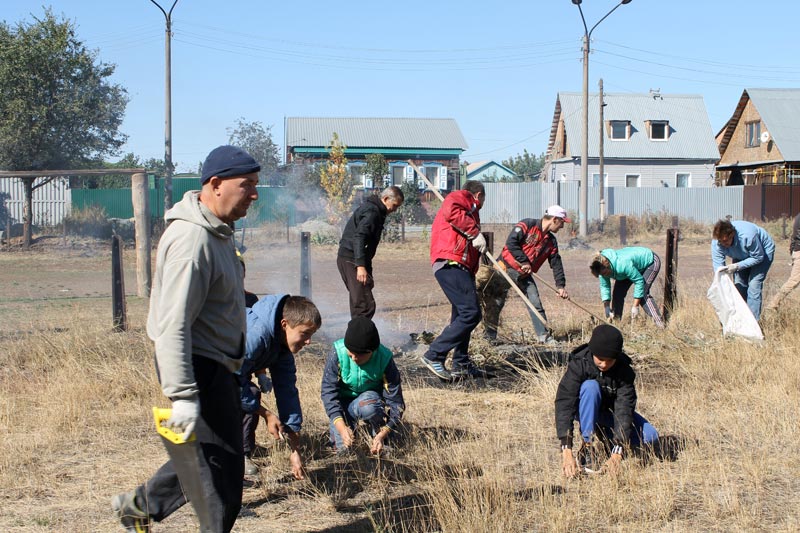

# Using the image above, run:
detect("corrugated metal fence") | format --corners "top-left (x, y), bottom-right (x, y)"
top-left (0, 177), bottom-right (71, 226)
top-left (481, 182), bottom-right (745, 224)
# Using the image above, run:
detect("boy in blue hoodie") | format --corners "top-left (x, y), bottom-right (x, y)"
top-left (321, 317), bottom-right (405, 456)
top-left (240, 294), bottom-right (321, 478)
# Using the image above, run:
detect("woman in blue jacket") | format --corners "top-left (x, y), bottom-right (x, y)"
top-left (589, 247), bottom-right (664, 328)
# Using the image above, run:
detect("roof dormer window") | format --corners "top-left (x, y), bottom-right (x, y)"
top-left (608, 120), bottom-right (631, 141)
top-left (647, 120), bottom-right (669, 141)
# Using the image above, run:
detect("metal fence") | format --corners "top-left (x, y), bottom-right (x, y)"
top-left (480, 182), bottom-right (745, 224)
top-left (0, 177), bottom-right (71, 226)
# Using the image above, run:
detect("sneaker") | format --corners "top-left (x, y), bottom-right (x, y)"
top-left (576, 443), bottom-right (602, 475)
top-left (450, 362), bottom-right (487, 379)
top-left (244, 455), bottom-right (259, 476)
top-left (111, 491), bottom-right (150, 533)
top-left (420, 355), bottom-right (452, 380)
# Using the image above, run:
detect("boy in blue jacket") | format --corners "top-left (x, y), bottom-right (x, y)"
top-left (321, 317), bottom-right (405, 456)
top-left (240, 294), bottom-right (321, 478)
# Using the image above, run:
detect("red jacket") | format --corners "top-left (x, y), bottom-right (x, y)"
top-left (429, 189), bottom-right (482, 274)
top-left (500, 218), bottom-right (566, 287)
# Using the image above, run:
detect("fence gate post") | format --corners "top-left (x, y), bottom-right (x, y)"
top-left (663, 228), bottom-right (679, 323)
top-left (620, 216), bottom-right (627, 245)
top-left (111, 235), bottom-right (128, 332)
top-left (300, 231), bottom-right (312, 299)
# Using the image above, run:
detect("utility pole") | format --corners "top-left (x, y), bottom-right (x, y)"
top-left (599, 78), bottom-right (606, 223)
top-left (150, 0), bottom-right (178, 211)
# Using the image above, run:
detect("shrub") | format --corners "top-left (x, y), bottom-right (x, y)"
top-left (63, 205), bottom-right (111, 239)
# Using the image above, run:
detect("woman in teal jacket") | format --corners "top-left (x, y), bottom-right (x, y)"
top-left (589, 247), bottom-right (664, 328)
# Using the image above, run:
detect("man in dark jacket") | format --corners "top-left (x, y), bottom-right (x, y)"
top-left (554, 324), bottom-right (658, 477)
top-left (476, 205), bottom-right (570, 344)
top-left (337, 186), bottom-right (404, 319)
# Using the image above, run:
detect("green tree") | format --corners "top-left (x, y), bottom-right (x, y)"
top-left (319, 133), bottom-right (353, 228)
top-left (227, 118), bottom-right (280, 184)
top-left (0, 9), bottom-right (128, 246)
top-left (364, 153), bottom-right (388, 187)
top-left (502, 150), bottom-right (546, 181)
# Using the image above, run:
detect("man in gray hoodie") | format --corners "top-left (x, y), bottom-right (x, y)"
top-left (112, 145), bottom-right (260, 533)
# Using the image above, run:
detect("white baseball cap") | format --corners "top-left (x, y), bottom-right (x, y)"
top-left (545, 205), bottom-right (571, 222)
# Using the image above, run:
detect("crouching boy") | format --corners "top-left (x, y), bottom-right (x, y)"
top-left (321, 317), bottom-right (405, 455)
top-left (240, 294), bottom-right (321, 479)
top-left (555, 324), bottom-right (658, 477)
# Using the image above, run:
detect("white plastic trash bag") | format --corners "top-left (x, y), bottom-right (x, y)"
top-left (706, 268), bottom-right (763, 341)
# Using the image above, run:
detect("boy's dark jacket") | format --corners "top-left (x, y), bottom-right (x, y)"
top-left (554, 343), bottom-right (637, 447)
top-left (337, 195), bottom-right (388, 270)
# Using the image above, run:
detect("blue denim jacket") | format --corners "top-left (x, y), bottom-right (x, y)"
top-left (711, 221), bottom-right (775, 272)
top-left (238, 294), bottom-right (302, 432)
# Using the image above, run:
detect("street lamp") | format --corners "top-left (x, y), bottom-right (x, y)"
top-left (149, 0), bottom-right (178, 211)
top-left (572, 0), bottom-right (632, 237)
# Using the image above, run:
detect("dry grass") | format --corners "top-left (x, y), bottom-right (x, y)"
top-left (1, 236), bottom-right (800, 532)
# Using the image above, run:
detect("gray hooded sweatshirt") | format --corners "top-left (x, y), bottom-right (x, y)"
top-left (147, 190), bottom-right (246, 401)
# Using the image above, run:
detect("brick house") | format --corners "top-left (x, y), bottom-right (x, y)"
top-left (284, 117), bottom-right (468, 191)
top-left (716, 88), bottom-right (800, 185)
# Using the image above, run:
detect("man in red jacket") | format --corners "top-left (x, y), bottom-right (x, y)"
top-left (420, 180), bottom-right (487, 381)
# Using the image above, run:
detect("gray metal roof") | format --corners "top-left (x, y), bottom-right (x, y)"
top-left (745, 88), bottom-right (800, 161)
top-left (556, 92), bottom-right (719, 160)
top-left (285, 117), bottom-right (468, 150)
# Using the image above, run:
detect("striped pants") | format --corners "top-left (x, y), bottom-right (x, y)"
top-left (611, 254), bottom-right (664, 328)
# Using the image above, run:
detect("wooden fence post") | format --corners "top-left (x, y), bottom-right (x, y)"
top-left (663, 228), bottom-right (679, 323)
top-left (620, 216), bottom-right (627, 245)
top-left (300, 231), bottom-right (312, 299)
top-left (131, 172), bottom-right (151, 297)
top-left (111, 235), bottom-right (128, 331)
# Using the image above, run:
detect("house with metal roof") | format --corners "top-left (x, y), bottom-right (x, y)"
top-left (465, 160), bottom-right (517, 182)
top-left (285, 117), bottom-right (468, 191)
top-left (544, 92), bottom-right (719, 188)
top-left (716, 88), bottom-right (800, 185)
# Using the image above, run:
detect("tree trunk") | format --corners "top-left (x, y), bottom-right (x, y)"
top-left (23, 178), bottom-right (33, 249)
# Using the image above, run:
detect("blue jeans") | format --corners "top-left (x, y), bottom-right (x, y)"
top-left (578, 380), bottom-right (658, 447)
top-left (426, 264), bottom-right (481, 368)
top-left (733, 258), bottom-right (773, 319)
top-left (329, 390), bottom-right (386, 449)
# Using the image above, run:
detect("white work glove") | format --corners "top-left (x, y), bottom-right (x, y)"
top-left (257, 373), bottom-right (273, 394)
top-left (630, 306), bottom-right (641, 319)
top-left (604, 306), bottom-right (613, 320)
top-left (472, 232), bottom-right (487, 254)
top-left (165, 398), bottom-right (200, 442)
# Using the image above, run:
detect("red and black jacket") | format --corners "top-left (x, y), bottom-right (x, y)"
top-left (500, 218), bottom-right (566, 287)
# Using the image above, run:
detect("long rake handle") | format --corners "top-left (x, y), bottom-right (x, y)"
top-left (407, 160), bottom-right (548, 328)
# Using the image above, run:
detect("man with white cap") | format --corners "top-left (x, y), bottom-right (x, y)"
top-left (476, 205), bottom-right (571, 344)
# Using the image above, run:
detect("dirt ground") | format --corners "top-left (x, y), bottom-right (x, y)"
top-left (1, 227), bottom-right (797, 532)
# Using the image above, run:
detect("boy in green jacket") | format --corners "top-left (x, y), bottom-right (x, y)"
top-left (321, 317), bottom-right (405, 456)
top-left (589, 246), bottom-right (664, 328)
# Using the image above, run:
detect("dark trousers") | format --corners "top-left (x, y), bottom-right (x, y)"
top-left (242, 383), bottom-right (261, 456)
top-left (337, 255), bottom-right (376, 319)
top-left (136, 355), bottom-right (244, 532)
top-left (611, 254), bottom-right (664, 328)
top-left (426, 264), bottom-right (481, 368)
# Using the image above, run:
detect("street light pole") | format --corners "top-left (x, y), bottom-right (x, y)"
top-left (149, 0), bottom-right (179, 211)
top-left (572, 0), bottom-right (631, 237)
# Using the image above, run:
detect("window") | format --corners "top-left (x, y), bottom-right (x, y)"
top-left (676, 173), bottom-right (690, 188)
top-left (625, 174), bottom-right (640, 188)
top-left (609, 120), bottom-right (630, 140)
top-left (746, 121), bottom-right (761, 147)
top-left (592, 173), bottom-right (608, 187)
top-left (649, 121), bottom-right (669, 140)
top-left (390, 165), bottom-right (406, 186)
top-left (348, 163), bottom-right (365, 186)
